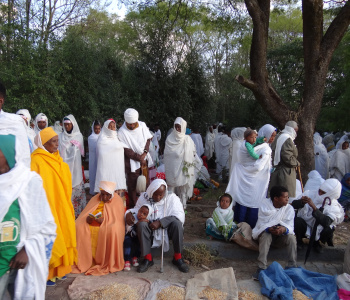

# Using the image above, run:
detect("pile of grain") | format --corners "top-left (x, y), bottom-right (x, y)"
top-left (83, 283), bottom-right (139, 300)
top-left (292, 289), bottom-right (312, 300)
top-left (156, 286), bottom-right (185, 300)
top-left (238, 290), bottom-right (263, 300)
top-left (197, 286), bottom-right (228, 300)
top-left (183, 243), bottom-right (216, 267)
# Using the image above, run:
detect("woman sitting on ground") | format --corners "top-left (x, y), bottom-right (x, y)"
top-left (72, 181), bottom-right (125, 275)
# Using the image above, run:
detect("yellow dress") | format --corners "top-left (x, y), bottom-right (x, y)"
top-left (31, 148), bottom-right (77, 280)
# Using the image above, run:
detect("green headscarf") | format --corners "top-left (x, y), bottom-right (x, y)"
top-left (0, 134), bottom-right (16, 169)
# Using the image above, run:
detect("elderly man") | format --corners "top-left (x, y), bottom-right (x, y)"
top-left (252, 186), bottom-right (297, 279)
top-left (269, 121), bottom-right (299, 198)
top-left (125, 179), bottom-right (189, 273)
top-left (118, 108), bottom-right (153, 208)
top-left (292, 178), bottom-right (344, 252)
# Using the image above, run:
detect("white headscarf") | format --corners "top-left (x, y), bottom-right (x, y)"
top-left (274, 125), bottom-right (297, 165)
top-left (99, 181), bottom-right (116, 195)
top-left (53, 121), bottom-right (63, 134)
top-left (336, 135), bottom-right (349, 150)
top-left (94, 120), bottom-right (127, 192)
top-left (118, 110), bottom-right (153, 172)
top-left (16, 109), bottom-right (36, 151)
top-left (58, 114), bottom-right (84, 187)
top-left (258, 124), bottom-right (276, 143)
top-left (124, 108), bottom-right (139, 123)
top-left (34, 113), bottom-right (48, 134)
top-left (304, 170), bottom-right (325, 192)
top-left (164, 117), bottom-right (196, 197)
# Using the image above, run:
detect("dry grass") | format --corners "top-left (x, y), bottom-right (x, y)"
top-left (183, 243), bottom-right (218, 267)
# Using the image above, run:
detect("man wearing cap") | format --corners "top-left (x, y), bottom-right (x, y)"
top-left (118, 108), bottom-right (153, 208)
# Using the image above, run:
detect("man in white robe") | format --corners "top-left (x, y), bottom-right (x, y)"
top-left (313, 132), bottom-right (329, 179)
top-left (190, 128), bottom-right (204, 157)
top-left (118, 108), bottom-right (153, 208)
top-left (125, 179), bottom-right (188, 273)
top-left (204, 126), bottom-right (215, 160)
top-left (252, 186), bottom-right (297, 279)
top-left (215, 127), bottom-right (232, 175)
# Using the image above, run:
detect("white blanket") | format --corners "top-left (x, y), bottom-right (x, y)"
top-left (252, 198), bottom-right (295, 240)
top-left (88, 122), bottom-right (100, 194)
top-left (226, 143), bottom-right (272, 208)
top-left (118, 121), bottom-right (153, 172)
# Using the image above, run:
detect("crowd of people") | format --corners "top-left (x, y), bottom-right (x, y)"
top-left (1, 78), bottom-right (350, 298)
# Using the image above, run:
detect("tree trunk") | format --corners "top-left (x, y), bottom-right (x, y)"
top-left (236, 0), bottom-right (350, 181)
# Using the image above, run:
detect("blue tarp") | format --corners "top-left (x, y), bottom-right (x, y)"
top-left (259, 261), bottom-right (338, 300)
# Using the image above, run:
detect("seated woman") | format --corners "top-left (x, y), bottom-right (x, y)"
top-left (206, 193), bottom-right (237, 241)
top-left (73, 181), bottom-right (125, 275)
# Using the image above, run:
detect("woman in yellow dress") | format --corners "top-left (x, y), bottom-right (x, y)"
top-left (31, 127), bottom-right (77, 286)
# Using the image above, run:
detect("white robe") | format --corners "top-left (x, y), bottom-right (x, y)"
top-left (314, 132), bottom-right (329, 179)
top-left (215, 133), bottom-right (232, 174)
top-left (0, 146), bottom-right (56, 300)
top-left (191, 133), bottom-right (204, 157)
top-left (88, 123), bottom-right (100, 194)
top-left (59, 114), bottom-right (84, 188)
top-left (226, 143), bottom-right (272, 208)
top-left (204, 130), bottom-right (215, 160)
top-left (94, 120), bottom-right (127, 192)
top-left (229, 127), bottom-right (246, 176)
top-left (252, 198), bottom-right (295, 240)
top-left (16, 109), bottom-right (36, 152)
top-left (118, 121), bottom-right (153, 172)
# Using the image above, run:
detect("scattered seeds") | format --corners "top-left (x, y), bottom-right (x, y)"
top-left (156, 285), bottom-right (185, 300)
top-left (197, 286), bottom-right (228, 300)
top-left (183, 243), bottom-right (217, 267)
top-left (238, 290), bottom-right (263, 300)
top-left (292, 289), bottom-right (312, 300)
top-left (83, 283), bottom-right (139, 300)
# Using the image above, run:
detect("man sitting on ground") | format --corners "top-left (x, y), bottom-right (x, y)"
top-left (252, 186), bottom-right (297, 279)
top-left (292, 178), bottom-right (344, 252)
top-left (125, 179), bottom-right (189, 273)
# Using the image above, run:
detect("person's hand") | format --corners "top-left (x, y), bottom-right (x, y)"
top-left (269, 226), bottom-right (286, 236)
top-left (149, 220), bottom-right (161, 230)
top-left (86, 215), bottom-right (94, 224)
top-left (307, 199), bottom-right (317, 211)
top-left (9, 247), bottom-right (28, 269)
top-left (140, 152), bottom-right (147, 162)
top-left (126, 212), bottom-right (135, 226)
top-left (96, 217), bottom-right (104, 224)
top-left (301, 196), bottom-right (312, 204)
top-left (259, 155), bottom-right (262, 159)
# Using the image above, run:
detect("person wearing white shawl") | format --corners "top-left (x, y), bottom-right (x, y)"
top-left (252, 186), bottom-right (297, 275)
top-left (215, 127), bottom-right (232, 176)
top-left (206, 193), bottom-right (236, 241)
top-left (225, 131), bottom-right (273, 228)
top-left (269, 121), bottom-right (300, 197)
top-left (59, 114), bottom-right (86, 218)
top-left (34, 113), bottom-right (48, 134)
top-left (313, 132), bottom-right (329, 179)
top-left (293, 178), bottom-right (344, 251)
top-left (229, 127), bottom-right (246, 176)
top-left (118, 108), bottom-right (153, 208)
top-left (0, 82), bottom-right (31, 167)
top-left (94, 120), bottom-right (127, 194)
top-left (191, 128), bottom-right (204, 157)
top-left (329, 135), bottom-right (350, 181)
top-left (0, 134), bottom-right (56, 300)
top-left (125, 179), bottom-right (188, 273)
top-left (88, 120), bottom-right (101, 195)
top-left (51, 121), bottom-right (63, 135)
top-left (16, 109), bottom-right (36, 152)
top-left (204, 126), bottom-right (215, 160)
top-left (304, 170), bottom-right (325, 192)
top-left (164, 117), bottom-right (197, 209)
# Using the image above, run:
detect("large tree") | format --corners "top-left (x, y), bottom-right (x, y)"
top-left (235, 0), bottom-right (350, 178)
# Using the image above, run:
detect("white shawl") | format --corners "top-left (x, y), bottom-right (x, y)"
top-left (58, 114), bottom-right (84, 187)
top-left (191, 133), bottom-right (204, 157)
top-left (329, 148), bottom-right (350, 181)
top-left (216, 133), bottom-right (232, 173)
top-left (258, 124), bottom-right (276, 143)
top-left (52, 121), bottom-right (63, 135)
top-left (88, 122), bottom-right (100, 194)
top-left (229, 127), bottom-right (246, 175)
top-left (314, 132), bottom-right (329, 179)
top-left (226, 143), bottom-right (272, 208)
top-left (204, 129), bottom-right (215, 160)
top-left (133, 179), bottom-right (185, 252)
top-left (118, 121), bottom-right (153, 172)
top-left (16, 109), bottom-right (36, 151)
top-left (304, 170), bottom-right (325, 192)
top-left (34, 113), bottom-right (48, 134)
top-left (94, 120), bottom-right (127, 191)
top-left (0, 142), bottom-right (56, 300)
top-left (274, 125), bottom-right (297, 166)
top-left (164, 117), bottom-right (196, 197)
top-left (252, 198), bottom-right (295, 239)
top-left (297, 179), bottom-right (344, 240)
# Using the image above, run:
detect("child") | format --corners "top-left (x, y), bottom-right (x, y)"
top-left (206, 193), bottom-right (237, 241)
top-left (244, 128), bottom-right (265, 160)
top-left (124, 204), bottom-right (154, 271)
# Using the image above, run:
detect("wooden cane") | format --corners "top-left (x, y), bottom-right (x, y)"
top-left (297, 165), bottom-right (304, 193)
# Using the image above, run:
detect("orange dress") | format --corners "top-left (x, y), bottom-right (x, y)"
top-left (72, 193), bottom-right (125, 275)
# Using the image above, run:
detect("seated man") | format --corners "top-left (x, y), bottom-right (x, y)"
top-left (73, 181), bottom-right (125, 275)
top-left (252, 186), bottom-right (297, 279)
top-left (292, 178), bottom-right (344, 252)
top-left (125, 179), bottom-right (189, 273)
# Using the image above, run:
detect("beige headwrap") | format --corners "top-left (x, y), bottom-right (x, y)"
top-left (99, 181), bottom-right (116, 195)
